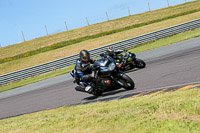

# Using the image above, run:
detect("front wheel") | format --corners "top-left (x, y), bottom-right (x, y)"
top-left (135, 58), bottom-right (146, 69)
top-left (119, 74), bottom-right (135, 90)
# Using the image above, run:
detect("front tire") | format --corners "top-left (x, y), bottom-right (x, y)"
top-left (119, 74), bottom-right (135, 90)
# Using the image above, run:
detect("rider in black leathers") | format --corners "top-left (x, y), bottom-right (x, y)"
top-left (71, 50), bottom-right (95, 94)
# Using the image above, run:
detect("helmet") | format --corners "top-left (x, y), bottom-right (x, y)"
top-left (79, 50), bottom-right (90, 63)
top-left (106, 46), bottom-right (114, 56)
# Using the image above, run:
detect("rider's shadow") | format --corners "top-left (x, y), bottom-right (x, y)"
top-left (83, 89), bottom-right (133, 101)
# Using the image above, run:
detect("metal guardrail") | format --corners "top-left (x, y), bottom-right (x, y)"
top-left (1, 19), bottom-right (200, 86)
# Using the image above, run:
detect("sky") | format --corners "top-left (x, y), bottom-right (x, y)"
top-left (0, 0), bottom-right (194, 47)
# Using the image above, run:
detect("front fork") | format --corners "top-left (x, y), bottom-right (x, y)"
top-left (110, 71), bottom-right (125, 86)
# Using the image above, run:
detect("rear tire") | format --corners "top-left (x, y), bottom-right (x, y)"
top-left (135, 58), bottom-right (146, 69)
top-left (92, 89), bottom-right (102, 97)
top-left (120, 74), bottom-right (135, 90)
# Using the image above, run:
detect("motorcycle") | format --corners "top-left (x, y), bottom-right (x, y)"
top-left (71, 55), bottom-right (135, 96)
top-left (89, 55), bottom-right (135, 96)
top-left (115, 50), bottom-right (146, 71)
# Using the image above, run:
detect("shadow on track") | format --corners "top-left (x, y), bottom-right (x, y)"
top-left (125, 67), bottom-right (146, 73)
top-left (83, 88), bottom-right (135, 101)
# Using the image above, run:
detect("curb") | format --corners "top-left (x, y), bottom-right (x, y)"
top-left (83, 83), bottom-right (200, 104)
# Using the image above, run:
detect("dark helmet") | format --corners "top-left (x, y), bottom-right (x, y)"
top-left (106, 46), bottom-right (114, 56)
top-left (79, 50), bottom-right (90, 63)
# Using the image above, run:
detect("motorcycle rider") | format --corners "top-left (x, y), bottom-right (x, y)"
top-left (105, 46), bottom-right (136, 69)
top-left (71, 50), bottom-right (95, 94)
top-left (105, 46), bottom-right (126, 68)
top-left (105, 46), bottom-right (123, 58)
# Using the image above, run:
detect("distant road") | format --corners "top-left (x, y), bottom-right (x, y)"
top-left (0, 37), bottom-right (200, 119)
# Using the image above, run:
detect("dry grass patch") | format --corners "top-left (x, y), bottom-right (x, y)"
top-left (154, 113), bottom-right (200, 123)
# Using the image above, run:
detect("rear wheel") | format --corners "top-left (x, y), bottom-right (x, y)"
top-left (119, 74), bottom-right (135, 90)
top-left (92, 88), bottom-right (102, 97)
top-left (135, 58), bottom-right (146, 69)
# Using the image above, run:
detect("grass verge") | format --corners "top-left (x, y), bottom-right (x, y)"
top-left (0, 89), bottom-right (199, 132)
top-left (0, 65), bottom-right (74, 93)
top-left (0, 28), bottom-right (200, 93)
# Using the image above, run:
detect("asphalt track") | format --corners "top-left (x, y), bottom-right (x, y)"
top-left (0, 37), bottom-right (200, 119)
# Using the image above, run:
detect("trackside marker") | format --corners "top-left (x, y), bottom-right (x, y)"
top-left (178, 83), bottom-right (200, 90)
top-left (132, 91), bottom-right (152, 98)
top-left (150, 88), bottom-right (169, 96)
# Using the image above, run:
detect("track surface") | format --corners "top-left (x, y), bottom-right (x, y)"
top-left (0, 37), bottom-right (200, 119)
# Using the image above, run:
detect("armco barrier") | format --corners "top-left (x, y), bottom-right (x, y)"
top-left (0, 19), bottom-right (200, 86)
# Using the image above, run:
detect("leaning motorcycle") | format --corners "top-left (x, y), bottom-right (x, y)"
top-left (115, 50), bottom-right (146, 71)
top-left (89, 56), bottom-right (135, 96)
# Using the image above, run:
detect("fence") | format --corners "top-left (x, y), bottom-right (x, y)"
top-left (17, 0), bottom-right (192, 43)
top-left (0, 18), bottom-right (200, 86)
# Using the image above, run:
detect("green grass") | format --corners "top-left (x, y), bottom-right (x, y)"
top-left (1, 89), bottom-right (199, 133)
top-left (0, 65), bottom-right (74, 93)
top-left (0, 28), bottom-right (200, 93)
top-left (0, 0), bottom-right (200, 63)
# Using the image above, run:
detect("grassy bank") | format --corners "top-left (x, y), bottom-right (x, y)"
top-left (1, 8), bottom-right (200, 64)
top-left (0, 0), bottom-right (200, 60)
top-left (1, 27), bottom-right (200, 93)
top-left (1, 89), bottom-right (199, 132)
top-left (1, 11), bottom-right (200, 75)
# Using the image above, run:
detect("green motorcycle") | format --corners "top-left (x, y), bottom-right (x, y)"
top-left (115, 50), bottom-right (146, 71)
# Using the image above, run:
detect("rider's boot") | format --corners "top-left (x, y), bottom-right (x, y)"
top-left (85, 85), bottom-right (94, 93)
top-left (75, 82), bottom-right (94, 94)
